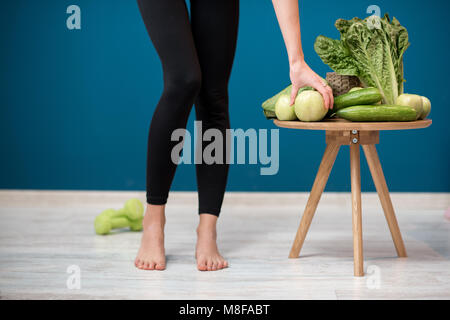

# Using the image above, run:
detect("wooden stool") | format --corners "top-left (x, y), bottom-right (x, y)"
top-left (274, 119), bottom-right (432, 277)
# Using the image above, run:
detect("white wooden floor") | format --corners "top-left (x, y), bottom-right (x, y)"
top-left (0, 191), bottom-right (449, 300)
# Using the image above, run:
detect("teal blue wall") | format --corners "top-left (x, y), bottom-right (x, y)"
top-left (1, 0), bottom-right (449, 192)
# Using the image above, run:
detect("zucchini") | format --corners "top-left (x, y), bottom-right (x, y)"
top-left (263, 109), bottom-right (276, 119)
top-left (333, 87), bottom-right (382, 111)
top-left (337, 105), bottom-right (417, 122)
top-left (349, 87), bottom-right (363, 93)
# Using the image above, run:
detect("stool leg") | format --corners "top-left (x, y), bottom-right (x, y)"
top-left (289, 144), bottom-right (340, 259)
top-left (350, 143), bottom-right (364, 277)
top-left (362, 144), bottom-right (407, 257)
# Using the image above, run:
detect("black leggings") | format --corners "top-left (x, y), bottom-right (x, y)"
top-left (137, 0), bottom-right (239, 216)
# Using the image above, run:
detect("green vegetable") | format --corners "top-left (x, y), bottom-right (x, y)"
top-left (262, 85), bottom-right (292, 119)
top-left (315, 14), bottom-right (409, 105)
top-left (261, 80), bottom-right (328, 119)
top-left (396, 94), bottom-right (423, 120)
top-left (261, 85), bottom-right (315, 119)
top-left (295, 91), bottom-right (328, 122)
top-left (420, 96), bottom-right (431, 119)
top-left (263, 109), bottom-right (276, 119)
top-left (333, 87), bottom-right (382, 111)
top-left (349, 87), bottom-right (363, 92)
top-left (337, 105), bottom-right (417, 122)
top-left (275, 95), bottom-right (297, 121)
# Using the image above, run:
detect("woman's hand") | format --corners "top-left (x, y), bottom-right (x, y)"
top-left (271, 0), bottom-right (334, 110)
top-left (290, 60), bottom-right (334, 110)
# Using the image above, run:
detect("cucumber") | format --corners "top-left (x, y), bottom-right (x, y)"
top-left (349, 87), bottom-right (363, 93)
top-left (337, 105), bottom-right (417, 122)
top-left (333, 87), bottom-right (382, 111)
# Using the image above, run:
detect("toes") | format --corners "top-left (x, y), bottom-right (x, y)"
top-left (135, 258), bottom-right (165, 271)
top-left (214, 258), bottom-right (228, 270)
top-left (137, 260), bottom-right (145, 270)
top-left (196, 254), bottom-right (229, 271)
top-left (207, 259), bottom-right (214, 271)
top-left (197, 257), bottom-right (208, 271)
top-left (220, 258), bottom-right (229, 269)
top-left (197, 264), bottom-right (207, 271)
top-left (155, 263), bottom-right (166, 270)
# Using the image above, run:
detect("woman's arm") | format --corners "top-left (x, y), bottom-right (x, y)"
top-left (272, 0), bottom-right (333, 109)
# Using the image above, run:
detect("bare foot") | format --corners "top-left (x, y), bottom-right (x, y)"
top-left (195, 214), bottom-right (228, 271)
top-left (135, 204), bottom-right (166, 270)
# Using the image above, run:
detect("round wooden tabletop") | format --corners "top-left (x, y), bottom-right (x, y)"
top-left (273, 118), bottom-right (432, 131)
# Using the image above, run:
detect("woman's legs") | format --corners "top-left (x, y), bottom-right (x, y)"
top-left (136, 0), bottom-right (200, 270)
top-left (138, 0), bottom-right (201, 205)
top-left (190, 0), bottom-right (239, 270)
top-left (191, 0), bottom-right (239, 216)
top-left (135, 0), bottom-right (239, 271)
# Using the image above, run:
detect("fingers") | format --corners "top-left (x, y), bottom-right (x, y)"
top-left (316, 86), bottom-right (330, 110)
top-left (290, 85), bottom-right (299, 106)
top-left (327, 86), bottom-right (334, 109)
top-left (313, 80), bottom-right (334, 110)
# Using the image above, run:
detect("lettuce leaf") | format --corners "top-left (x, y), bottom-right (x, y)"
top-left (314, 36), bottom-right (359, 76)
top-left (314, 14), bottom-right (409, 105)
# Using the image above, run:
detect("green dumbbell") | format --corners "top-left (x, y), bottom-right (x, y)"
top-left (94, 198), bottom-right (144, 235)
top-left (113, 198), bottom-right (144, 222)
